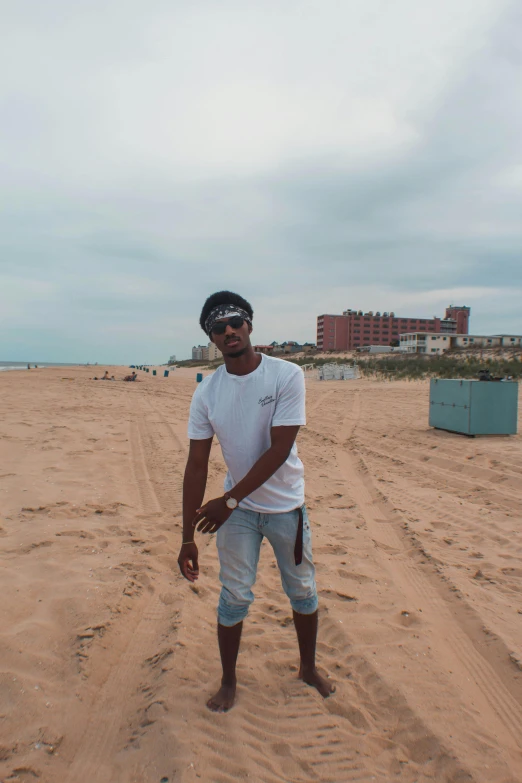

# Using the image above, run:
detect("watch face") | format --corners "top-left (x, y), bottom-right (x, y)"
top-left (226, 497), bottom-right (238, 509)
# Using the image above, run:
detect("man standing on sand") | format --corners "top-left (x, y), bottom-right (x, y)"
top-left (178, 290), bottom-right (334, 712)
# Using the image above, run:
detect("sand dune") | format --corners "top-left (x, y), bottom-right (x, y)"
top-left (0, 367), bottom-right (521, 782)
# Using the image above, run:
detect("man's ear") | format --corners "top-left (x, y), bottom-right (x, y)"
top-left (248, 324), bottom-right (252, 335)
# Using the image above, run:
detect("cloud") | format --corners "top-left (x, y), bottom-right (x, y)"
top-left (0, 0), bottom-right (521, 362)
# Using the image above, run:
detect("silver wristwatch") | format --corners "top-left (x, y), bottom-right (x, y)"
top-left (224, 492), bottom-right (238, 510)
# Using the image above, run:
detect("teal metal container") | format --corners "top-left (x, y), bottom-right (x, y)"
top-left (152, 369), bottom-right (157, 376)
top-left (429, 379), bottom-right (518, 435)
top-left (196, 372), bottom-right (203, 383)
top-left (164, 370), bottom-right (169, 377)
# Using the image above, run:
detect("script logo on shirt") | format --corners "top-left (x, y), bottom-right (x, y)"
top-left (258, 394), bottom-right (275, 407)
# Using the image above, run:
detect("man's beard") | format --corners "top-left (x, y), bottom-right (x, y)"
top-left (226, 345), bottom-right (248, 359)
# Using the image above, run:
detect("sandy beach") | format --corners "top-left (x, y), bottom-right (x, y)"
top-left (1, 366), bottom-right (521, 783)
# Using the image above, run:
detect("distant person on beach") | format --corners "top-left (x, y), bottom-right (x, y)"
top-left (93, 371), bottom-right (113, 380)
top-left (178, 290), bottom-right (334, 712)
top-left (123, 371), bottom-right (137, 382)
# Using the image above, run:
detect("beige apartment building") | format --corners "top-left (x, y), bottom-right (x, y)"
top-left (191, 345), bottom-right (206, 360)
top-left (191, 343), bottom-right (222, 361)
top-left (207, 342), bottom-right (222, 361)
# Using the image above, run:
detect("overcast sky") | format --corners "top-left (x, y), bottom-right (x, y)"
top-left (1, 0), bottom-right (521, 363)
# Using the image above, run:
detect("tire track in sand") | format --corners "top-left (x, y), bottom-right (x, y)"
top-left (64, 418), bottom-right (172, 783)
top-left (334, 394), bottom-right (522, 758)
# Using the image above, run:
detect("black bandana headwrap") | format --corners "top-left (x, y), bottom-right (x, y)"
top-left (205, 305), bottom-right (252, 336)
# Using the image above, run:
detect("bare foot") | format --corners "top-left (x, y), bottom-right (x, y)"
top-left (207, 682), bottom-right (236, 713)
top-left (299, 666), bottom-right (335, 698)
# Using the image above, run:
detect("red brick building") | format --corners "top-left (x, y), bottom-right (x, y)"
top-left (317, 306), bottom-right (470, 351)
top-left (444, 305), bottom-right (470, 335)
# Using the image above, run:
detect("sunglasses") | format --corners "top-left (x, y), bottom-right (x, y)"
top-left (211, 316), bottom-right (245, 335)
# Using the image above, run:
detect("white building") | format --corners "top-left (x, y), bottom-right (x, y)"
top-left (400, 333), bottom-right (451, 354)
top-left (447, 334), bottom-right (522, 350)
top-left (400, 333), bottom-right (522, 355)
top-left (452, 335), bottom-right (501, 349)
top-left (497, 335), bottom-right (522, 347)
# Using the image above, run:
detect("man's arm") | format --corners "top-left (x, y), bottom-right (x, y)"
top-left (232, 425), bottom-right (299, 504)
top-left (178, 437), bottom-right (213, 581)
top-left (193, 425), bottom-right (300, 534)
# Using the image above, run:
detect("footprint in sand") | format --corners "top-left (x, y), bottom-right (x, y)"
top-left (337, 568), bottom-right (372, 583)
top-left (189, 584), bottom-right (209, 598)
top-left (320, 588), bottom-right (357, 602)
top-left (315, 544), bottom-right (348, 555)
top-left (55, 530), bottom-right (96, 539)
top-left (326, 700), bottom-right (371, 730)
top-left (19, 540), bottom-right (53, 554)
top-left (396, 610), bottom-right (421, 628)
top-left (501, 567), bottom-right (522, 578)
top-left (145, 648), bottom-right (174, 670)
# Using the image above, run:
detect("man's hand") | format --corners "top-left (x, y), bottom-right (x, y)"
top-left (193, 496), bottom-right (233, 534)
top-left (178, 542), bottom-right (199, 582)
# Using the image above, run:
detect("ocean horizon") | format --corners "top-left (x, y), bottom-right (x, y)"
top-left (0, 362), bottom-right (85, 372)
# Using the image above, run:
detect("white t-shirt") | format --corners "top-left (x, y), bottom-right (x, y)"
top-left (187, 354), bottom-right (306, 513)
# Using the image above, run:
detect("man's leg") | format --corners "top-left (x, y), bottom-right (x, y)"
top-left (210, 508), bottom-right (262, 712)
top-left (207, 621), bottom-right (243, 713)
top-left (264, 507), bottom-right (334, 698)
top-left (292, 608), bottom-right (334, 697)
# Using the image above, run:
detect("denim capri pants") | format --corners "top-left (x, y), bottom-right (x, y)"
top-left (216, 504), bottom-right (318, 627)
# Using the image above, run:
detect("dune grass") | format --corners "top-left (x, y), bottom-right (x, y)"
top-left (287, 354), bottom-right (522, 380)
